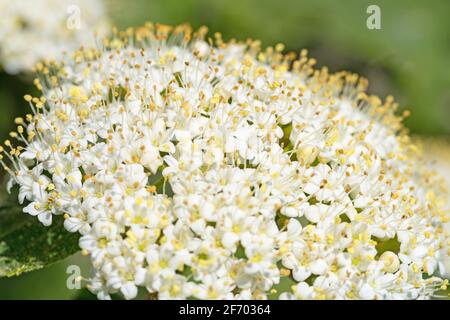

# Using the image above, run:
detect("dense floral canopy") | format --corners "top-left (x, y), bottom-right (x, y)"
top-left (1, 23), bottom-right (449, 299)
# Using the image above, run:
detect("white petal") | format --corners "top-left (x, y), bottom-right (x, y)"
top-left (310, 259), bottom-right (327, 275)
top-left (121, 282), bottom-right (138, 300)
top-left (38, 211), bottom-right (52, 226)
top-left (222, 232), bottom-right (239, 249)
top-left (292, 267), bottom-right (311, 282)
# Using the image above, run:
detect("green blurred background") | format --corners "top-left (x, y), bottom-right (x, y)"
top-left (0, 0), bottom-right (449, 299)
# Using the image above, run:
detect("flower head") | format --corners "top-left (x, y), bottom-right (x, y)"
top-left (416, 137), bottom-right (450, 281)
top-left (0, 0), bottom-right (109, 74)
top-left (2, 22), bottom-right (449, 300)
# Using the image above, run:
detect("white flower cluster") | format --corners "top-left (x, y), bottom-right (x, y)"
top-left (418, 138), bottom-right (450, 280)
top-left (0, 0), bottom-right (109, 74)
top-left (1, 23), bottom-right (449, 300)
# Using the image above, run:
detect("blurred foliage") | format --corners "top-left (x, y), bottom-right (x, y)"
top-left (0, 0), bottom-right (449, 299)
top-left (0, 74), bottom-right (35, 151)
top-left (0, 253), bottom-right (91, 299)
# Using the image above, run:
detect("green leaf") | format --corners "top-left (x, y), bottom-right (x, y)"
top-left (0, 207), bottom-right (80, 278)
top-left (373, 235), bottom-right (401, 258)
